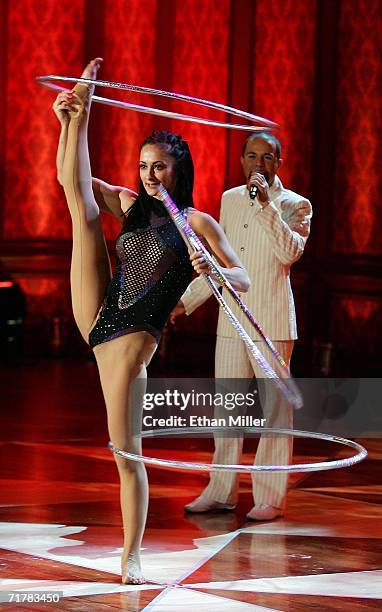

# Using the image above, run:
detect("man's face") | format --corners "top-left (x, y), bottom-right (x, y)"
top-left (240, 137), bottom-right (281, 186)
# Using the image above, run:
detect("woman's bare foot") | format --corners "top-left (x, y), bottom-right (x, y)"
top-left (80, 57), bottom-right (103, 81)
top-left (73, 57), bottom-right (103, 101)
top-left (121, 551), bottom-right (146, 585)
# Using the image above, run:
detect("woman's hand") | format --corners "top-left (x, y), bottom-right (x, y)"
top-left (53, 90), bottom-right (89, 123)
top-left (53, 91), bottom-right (76, 126)
top-left (190, 250), bottom-right (213, 275)
top-left (168, 300), bottom-right (186, 324)
top-left (52, 57), bottom-right (103, 125)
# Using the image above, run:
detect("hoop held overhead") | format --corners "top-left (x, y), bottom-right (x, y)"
top-left (36, 75), bottom-right (278, 131)
top-left (109, 428), bottom-right (367, 473)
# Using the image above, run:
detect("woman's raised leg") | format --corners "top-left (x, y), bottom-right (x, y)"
top-left (60, 59), bottom-right (111, 339)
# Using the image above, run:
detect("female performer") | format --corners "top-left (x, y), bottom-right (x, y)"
top-left (53, 58), bottom-right (250, 584)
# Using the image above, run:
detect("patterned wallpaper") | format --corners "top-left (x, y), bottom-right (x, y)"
top-left (0, 0), bottom-right (381, 369)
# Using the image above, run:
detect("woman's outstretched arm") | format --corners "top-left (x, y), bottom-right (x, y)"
top-left (92, 178), bottom-right (137, 218)
top-left (52, 96), bottom-right (69, 186)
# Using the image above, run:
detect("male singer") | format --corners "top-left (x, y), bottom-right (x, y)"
top-left (172, 132), bottom-right (312, 520)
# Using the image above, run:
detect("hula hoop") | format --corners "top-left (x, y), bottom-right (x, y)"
top-left (36, 75), bottom-right (278, 131)
top-left (157, 185), bottom-right (302, 409)
top-left (109, 428), bottom-right (367, 473)
top-left (39, 72), bottom-right (299, 404)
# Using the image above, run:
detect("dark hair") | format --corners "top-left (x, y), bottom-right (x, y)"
top-left (242, 131), bottom-right (281, 159)
top-left (124, 130), bottom-right (194, 229)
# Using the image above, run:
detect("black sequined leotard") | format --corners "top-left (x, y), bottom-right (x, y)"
top-left (89, 200), bottom-right (193, 348)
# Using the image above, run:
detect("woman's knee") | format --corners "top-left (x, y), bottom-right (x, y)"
top-left (114, 450), bottom-right (143, 475)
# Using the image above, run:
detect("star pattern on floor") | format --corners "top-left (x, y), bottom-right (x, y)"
top-left (1, 521), bottom-right (382, 610)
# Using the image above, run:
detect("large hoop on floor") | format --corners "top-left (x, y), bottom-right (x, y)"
top-left (109, 429), bottom-right (367, 473)
top-left (36, 75), bottom-right (278, 131)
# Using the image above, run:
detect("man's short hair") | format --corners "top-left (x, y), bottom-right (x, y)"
top-left (242, 132), bottom-right (282, 159)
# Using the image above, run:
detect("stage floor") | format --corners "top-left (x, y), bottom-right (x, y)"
top-left (0, 360), bottom-right (381, 611)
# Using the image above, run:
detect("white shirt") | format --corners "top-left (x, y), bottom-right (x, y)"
top-left (181, 176), bottom-right (312, 341)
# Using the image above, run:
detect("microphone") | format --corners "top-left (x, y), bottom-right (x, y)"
top-left (249, 185), bottom-right (258, 200)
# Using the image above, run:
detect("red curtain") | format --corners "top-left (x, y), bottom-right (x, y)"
top-left (2, 0), bottom-right (381, 245)
top-left (0, 0), bottom-right (381, 370)
top-left (253, 0), bottom-right (317, 196)
top-left (333, 0), bottom-right (382, 256)
top-left (3, 0), bottom-right (85, 240)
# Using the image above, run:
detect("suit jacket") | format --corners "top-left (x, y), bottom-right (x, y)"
top-left (181, 176), bottom-right (312, 341)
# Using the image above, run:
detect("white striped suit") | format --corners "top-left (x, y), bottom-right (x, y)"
top-left (181, 176), bottom-right (312, 508)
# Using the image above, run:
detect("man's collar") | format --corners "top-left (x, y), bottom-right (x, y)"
top-left (269, 175), bottom-right (283, 197)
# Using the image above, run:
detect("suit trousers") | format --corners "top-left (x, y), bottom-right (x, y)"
top-left (204, 336), bottom-right (294, 509)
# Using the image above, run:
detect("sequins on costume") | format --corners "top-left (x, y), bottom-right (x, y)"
top-left (89, 201), bottom-right (193, 348)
